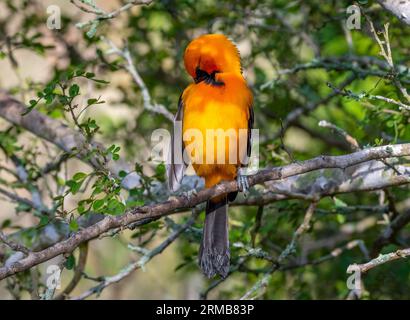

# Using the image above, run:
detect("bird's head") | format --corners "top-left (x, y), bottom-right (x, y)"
top-left (183, 34), bottom-right (242, 83)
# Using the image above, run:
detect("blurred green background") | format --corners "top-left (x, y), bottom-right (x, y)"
top-left (0, 0), bottom-right (409, 299)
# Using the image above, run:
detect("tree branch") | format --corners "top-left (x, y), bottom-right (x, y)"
top-left (349, 247), bottom-right (410, 274)
top-left (55, 242), bottom-right (89, 300)
top-left (103, 38), bottom-right (174, 121)
top-left (377, 0), bottom-right (410, 26)
top-left (240, 201), bottom-right (318, 300)
top-left (370, 209), bottom-right (410, 257)
top-left (0, 231), bottom-right (30, 255)
top-left (71, 213), bottom-right (197, 300)
top-left (0, 143), bottom-right (409, 280)
top-left (75, 0), bottom-right (154, 31)
top-left (271, 74), bottom-right (356, 140)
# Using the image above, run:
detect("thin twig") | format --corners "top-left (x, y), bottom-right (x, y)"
top-left (251, 206), bottom-right (264, 247)
top-left (370, 209), bottom-right (410, 257)
top-left (318, 120), bottom-right (360, 151)
top-left (71, 213), bottom-right (197, 300)
top-left (349, 247), bottom-right (410, 274)
top-left (0, 231), bottom-right (30, 254)
top-left (102, 38), bottom-right (174, 121)
top-left (55, 242), bottom-right (89, 300)
top-left (1, 143), bottom-right (410, 280)
top-left (0, 187), bottom-right (37, 210)
top-left (240, 201), bottom-right (318, 300)
top-left (366, 17), bottom-right (410, 103)
top-left (75, 0), bottom-right (154, 30)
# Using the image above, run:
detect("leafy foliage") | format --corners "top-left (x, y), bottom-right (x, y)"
top-left (0, 0), bottom-right (409, 299)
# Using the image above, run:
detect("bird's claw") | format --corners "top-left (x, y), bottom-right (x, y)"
top-left (182, 189), bottom-right (198, 204)
top-left (237, 174), bottom-right (250, 194)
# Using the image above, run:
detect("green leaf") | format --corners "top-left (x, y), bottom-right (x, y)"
top-left (72, 172), bottom-right (87, 181)
top-left (44, 82), bottom-right (56, 94)
top-left (58, 95), bottom-right (69, 105)
top-left (1, 219), bottom-right (12, 229)
top-left (77, 204), bottom-right (87, 214)
top-left (65, 254), bottom-right (76, 270)
top-left (126, 200), bottom-right (144, 208)
top-left (88, 119), bottom-right (97, 129)
top-left (333, 197), bottom-right (348, 208)
top-left (57, 177), bottom-right (65, 186)
top-left (78, 199), bottom-right (92, 206)
top-left (69, 220), bottom-right (79, 232)
top-left (336, 214), bottom-right (346, 224)
top-left (87, 98), bottom-right (98, 105)
top-left (75, 69), bottom-right (85, 77)
top-left (91, 78), bottom-right (109, 84)
top-left (69, 84), bottom-right (80, 97)
top-left (92, 185), bottom-right (102, 196)
top-left (85, 72), bottom-right (95, 78)
top-left (174, 260), bottom-right (191, 272)
top-left (107, 198), bottom-right (125, 215)
top-left (92, 199), bottom-right (105, 211)
top-left (16, 202), bottom-right (32, 213)
top-left (155, 163), bottom-right (166, 181)
top-left (66, 180), bottom-right (83, 194)
top-left (118, 170), bottom-right (127, 178)
top-left (38, 215), bottom-right (49, 227)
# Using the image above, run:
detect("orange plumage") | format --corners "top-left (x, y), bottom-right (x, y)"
top-left (182, 34), bottom-right (253, 191)
top-left (167, 34), bottom-right (253, 278)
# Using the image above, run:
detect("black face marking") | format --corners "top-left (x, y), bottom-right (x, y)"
top-left (194, 67), bottom-right (224, 86)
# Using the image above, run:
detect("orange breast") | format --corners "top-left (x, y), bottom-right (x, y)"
top-left (182, 74), bottom-right (252, 188)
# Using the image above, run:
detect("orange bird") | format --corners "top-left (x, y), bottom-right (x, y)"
top-left (167, 34), bottom-right (253, 278)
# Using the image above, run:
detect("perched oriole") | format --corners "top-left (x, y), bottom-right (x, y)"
top-left (167, 34), bottom-right (253, 278)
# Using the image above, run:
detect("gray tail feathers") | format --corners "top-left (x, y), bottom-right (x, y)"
top-left (199, 196), bottom-right (230, 278)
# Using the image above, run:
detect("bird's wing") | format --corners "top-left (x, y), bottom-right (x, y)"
top-left (247, 103), bottom-right (254, 159)
top-left (240, 99), bottom-right (254, 168)
top-left (166, 95), bottom-right (187, 192)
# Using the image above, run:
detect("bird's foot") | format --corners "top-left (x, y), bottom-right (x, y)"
top-left (236, 173), bottom-right (250, 194)
top-left (182, 189), bottom-right (198, 205)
